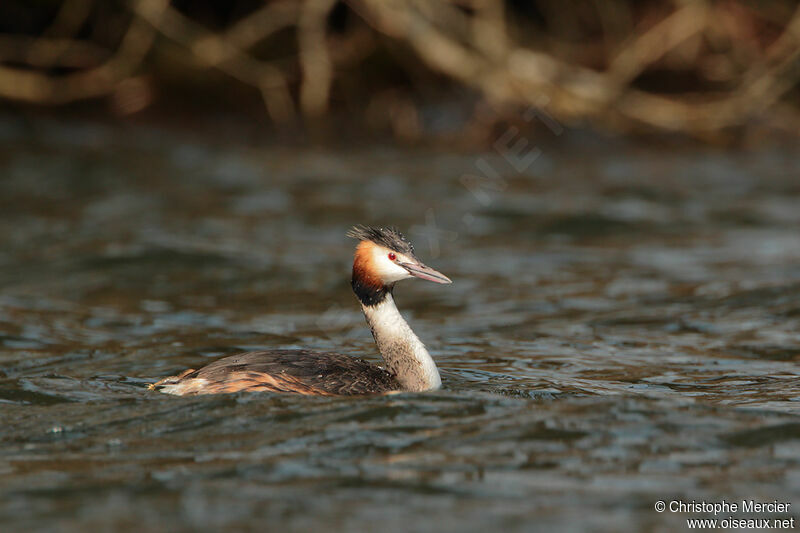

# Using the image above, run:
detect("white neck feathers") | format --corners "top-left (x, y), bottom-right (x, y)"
top-left (361, 294), bottom-right (441, 392)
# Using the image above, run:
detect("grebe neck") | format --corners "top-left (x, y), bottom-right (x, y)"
top-left (361, 293), bottom-right (441, 392)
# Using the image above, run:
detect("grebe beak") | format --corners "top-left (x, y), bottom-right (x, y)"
top-left (400, 262), bottom-right (452, 284)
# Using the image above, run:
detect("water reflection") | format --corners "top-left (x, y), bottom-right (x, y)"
top-left (0, 116), bottom-right (799, 531)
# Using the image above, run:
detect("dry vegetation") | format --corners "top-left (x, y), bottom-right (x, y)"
top-left (2, 0), bottom-right (799, 136)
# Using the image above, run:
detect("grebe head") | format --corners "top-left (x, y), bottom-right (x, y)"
top-left (347, 225), bottom-right (451, 306)
top-left (347, 225), bottom-right (447, 391)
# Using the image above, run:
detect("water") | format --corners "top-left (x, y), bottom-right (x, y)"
top-left (1, 116), bottom-right (799, 532)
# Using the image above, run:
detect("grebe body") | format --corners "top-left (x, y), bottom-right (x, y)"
top-left (151, 226), bottom-right (451, 396)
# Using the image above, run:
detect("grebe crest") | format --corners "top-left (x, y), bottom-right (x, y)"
top-left (151, 225), bottom-right (451, 396)
top-left (348, 225), bottom-right (450, 307)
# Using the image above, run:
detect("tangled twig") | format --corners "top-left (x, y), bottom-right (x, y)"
top-left (0, 0), bottom-right (798, 134)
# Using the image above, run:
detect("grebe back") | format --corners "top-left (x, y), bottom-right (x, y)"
top-left (151, 225), bottom-right (451, 396)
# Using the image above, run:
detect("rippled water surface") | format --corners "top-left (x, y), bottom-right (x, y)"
top-left (1, 116), bottom-right (799, 532)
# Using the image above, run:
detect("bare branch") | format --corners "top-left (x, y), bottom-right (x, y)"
top-left (0, 0), bottom-right (798, 134)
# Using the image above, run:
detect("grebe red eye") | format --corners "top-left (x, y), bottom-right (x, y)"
top-left (388, 252), bottom-right (396, 261)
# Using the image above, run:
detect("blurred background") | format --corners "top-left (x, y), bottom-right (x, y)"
top-left (2, 0), bottom-right (800, 140)
top-left (2, 2), bottom-right (800, 533)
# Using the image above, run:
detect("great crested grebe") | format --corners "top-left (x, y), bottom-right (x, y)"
top-left (150, 225), bottom-right (451, 396)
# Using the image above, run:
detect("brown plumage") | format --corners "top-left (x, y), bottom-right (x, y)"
top-left (150, 350), bottom-right (401, 396)
top-left (353, 241), bottom-right (382, 288)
